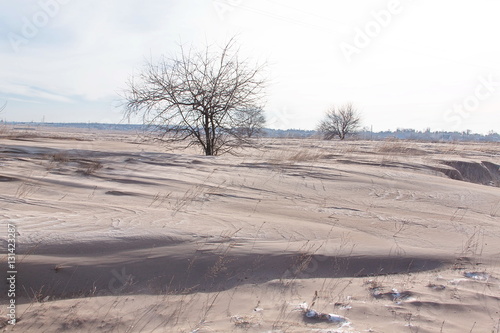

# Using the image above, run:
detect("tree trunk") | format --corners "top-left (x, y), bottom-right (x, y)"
top-left (204, 113), bottom-right (212, 155)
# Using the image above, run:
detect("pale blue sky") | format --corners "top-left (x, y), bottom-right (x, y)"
top-left (1, 0), bottom-right (499, 133)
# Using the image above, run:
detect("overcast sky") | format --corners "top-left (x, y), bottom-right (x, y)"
top-left (1, 0), bottom-right (499, 133)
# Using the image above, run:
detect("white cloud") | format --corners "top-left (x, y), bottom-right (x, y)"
top-left (0, 82), bottom-right (72, 103)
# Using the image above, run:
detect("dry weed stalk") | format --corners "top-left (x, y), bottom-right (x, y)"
top-left (170, 185), bottom-right (206, 215)
top-left (15, 182), bottom-right (40, 199)
top-left (460, 226), bottom-right (485, 258)
top-left (149, 191), bottom-right (172, 208)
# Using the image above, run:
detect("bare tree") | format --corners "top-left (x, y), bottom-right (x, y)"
top-left (234, 106), bottom-right (266, 138)
top-left (317, 103), bottom-right (361, 140)
top-left (124, 38), bottom-right (266, 156)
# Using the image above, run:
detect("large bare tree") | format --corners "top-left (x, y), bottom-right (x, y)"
top-left (124, 38), bottom-right (266, 155)
top-left (317, 103), bottom-right (361, 140)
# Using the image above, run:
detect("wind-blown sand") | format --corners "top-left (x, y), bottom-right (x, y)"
top-left (1, 128), bottom-right (499, 332)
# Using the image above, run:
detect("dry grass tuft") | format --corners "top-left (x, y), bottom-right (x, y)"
top-left (269, 147), bottom-right (326, 165)
top-left (377, 141), bottom-right (427, 156)
top-left (49, 152), bottom-right (71, 163)
top-left (287, 149), bottom-right (324, 163)
top-left (80, 160), bottom-right (103, 175)
top-left (44, 150), bottom-right (104, 176)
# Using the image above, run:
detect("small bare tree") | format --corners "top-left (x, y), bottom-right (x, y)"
top-left (124, 38), bottom-right (266, 156)
top-left (317, 103), bottom-right (361, 140)
top-left (234, 107), bottom-right (266, 138)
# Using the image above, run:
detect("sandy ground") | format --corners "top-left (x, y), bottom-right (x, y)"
top-left (1, 127), bottom-right (499, 332)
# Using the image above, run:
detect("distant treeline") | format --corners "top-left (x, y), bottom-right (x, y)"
top-left (356, 128), bottom-right (500, 143)
top-left (2, 122), bottom-right (499, 142)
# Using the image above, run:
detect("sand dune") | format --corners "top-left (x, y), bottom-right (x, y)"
top-left (1, 128), bottom-right (499, 332)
